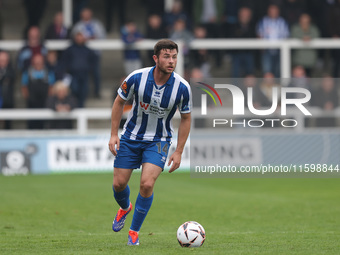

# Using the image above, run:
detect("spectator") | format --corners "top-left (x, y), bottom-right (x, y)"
top-left (17, 26), bottom-right (48, 72)
top-left (121, 20), bottom-right (143, 75)
top-left (258, 72), bottom-right (280, 107)
top-left (182, 0), bottom-right (194, 21)
top-left (291, 13), bottom-right (320, 76)
top-left (73, 8), bottom-right (106, 98)
top-left (44, 12), bottom-right (70, 71)
top-left (289, 65), bottom-right (313, 126)
top-left (190, 68), bottom-right (209, 108)
top-left (313, 75), bottom-right (339, 110)
top-left (105, 0), bottom-right (127, 33)
top-left (313, 75), bottom-right (339, 127)
top-left (45, 12), bottom-right (70, 40)
top-left (328, 0), bottom-right (340, 77)
top-left (146, 14), bottom-right (167, 39)
top-left (241, 0), bottom-right (270, 25)
top-left (46, 50), bottom-right (57, 70)
top-left (244, 72), bottom-right (282, 127)
top-left (190, 67), bottom-right (209, 128)
top-left (163, 0), bottom-right (190, 33)
top-left (191, 67), bottom-right (205, 80)
top-left (21, 54), bottom-right (55, 129)
top-left (257, 4), bottom-right (289, 77)
top-left (193, 0), bottom-right (224, 38)
top-left (143, 0), bottom-right (165, 16)
top-left (230, 7), bottom-right (256, 77)
top-left (22, 0), bottom-right (47, 37)
top-left (282, 0), bottom-right (306, 27)
top-left (72, 8), bottom-right (106, 39)
top-left (221, 0), bottom-right (239, 38)
top-left (0, 51), bottom-right (15, 129)
top-left (46, 50), bottom-right (63, 80)
top-left (241, 74), bottom-right (262, 108)
top-left (290, 65), bottom-right (309, 87)
top-left (311, 0), bottom-right (334, 38)
top-left (59, 32), bottom-right (96, 108)
top-left (0, 0), bottom-right (3, 39)
top-left (169, 19), bottom-right (193, 58)
top-left (190, 26), bottom-right (211, 77)
top-left (72, 0), bottom-right (89, 24)
top-left (146, 14), bottom-right (168, 65)
top-left (193, 0), bottom-right (224, 66)
top-left (190, 67), bottom-right (216, 128)
top-left (46, 81), bottom-right (77, 129)
top-left (289, 65), bottom-right (312, 99)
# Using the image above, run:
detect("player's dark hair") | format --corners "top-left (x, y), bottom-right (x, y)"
top-left (154, 39), bottom-right (178, 57)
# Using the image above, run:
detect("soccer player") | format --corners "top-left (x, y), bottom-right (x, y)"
top-left (108, 39), bottom-right (191, 246)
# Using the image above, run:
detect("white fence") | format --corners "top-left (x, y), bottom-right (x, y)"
top-left (2, 38), bottom-right (340, 78)
top-left (1, 38), bottom-right (340, 133)
top-left (0, 107), bottom-right (339, 134)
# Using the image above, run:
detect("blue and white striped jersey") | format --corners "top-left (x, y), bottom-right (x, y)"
top-left (257, 16), bottom-right (289, 40)
top-left (117, 66), bottom-right (192, 142)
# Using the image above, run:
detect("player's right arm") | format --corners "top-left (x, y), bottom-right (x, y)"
top-left (109, 73), bottom-right (135, 155)
top-left (109, 95), bottom-right (126, 156)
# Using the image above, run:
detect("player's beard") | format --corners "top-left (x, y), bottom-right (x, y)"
top-left (157, 61), bottom-right (176, 75)
top-left (159, 65), bottom-right (172, 75)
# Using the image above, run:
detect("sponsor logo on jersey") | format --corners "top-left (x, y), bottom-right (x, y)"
top-left (140, 102), bottom-right (150, 110)
top-left (140, 101), bottom-right (165, 117)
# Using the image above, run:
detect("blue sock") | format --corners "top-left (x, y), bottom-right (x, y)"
top-left (130, 193), bottom-right (154, 232)
top-left (113, 185), bottom-right (130, 210)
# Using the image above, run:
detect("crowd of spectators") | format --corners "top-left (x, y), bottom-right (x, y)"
top-left (0, 5), bottom-right (102, 129)
top-left (0, 0), bottom-right (340, 129)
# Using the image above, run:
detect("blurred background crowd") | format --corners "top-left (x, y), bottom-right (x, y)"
top-left (0, 0), bottom-right (340, 129)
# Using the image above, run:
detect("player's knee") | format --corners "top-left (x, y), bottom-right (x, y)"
top-left (140, 181), bottom-right (154, 195)
top-left (113, 179), bottom-right (127, 192)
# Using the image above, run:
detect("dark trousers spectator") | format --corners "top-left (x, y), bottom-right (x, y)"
top-left (332, 49), bottom-right (340, 77)
top-left (0, 10), bottom-right (3, 39)
top-left (27, 99), bottom-right (46, 129)
top-left (93, 52), bottom-right (101, 97)
top-left (105, 0), bottom-right (127, 32)
top-left (262, 50), bottom-right (280, 77)
top-left (70, 72), bottom-right (88, 108)
top-left (0, 67), bottom-right (15, 129)
top-left (72, 0), bottom-right (89, 23)
top-left (23, 69), bottom-right (52, 129)
top-left (23, 0), bottom-right (47, 37)
top-left (203, 23), bottom-right (222, 67)
top-left (232, 51), bottom-right (255, 77)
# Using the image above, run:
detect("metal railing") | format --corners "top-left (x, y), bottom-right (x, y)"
top-left (1, 38), bottom-right (340, 78)
top-left (1, 37), bottom-right (340, 134)
top-left (0, 107), bottom-right (339, 134)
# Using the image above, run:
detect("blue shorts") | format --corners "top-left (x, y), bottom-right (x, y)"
top-left (114, 138), bottom-right (171, 170)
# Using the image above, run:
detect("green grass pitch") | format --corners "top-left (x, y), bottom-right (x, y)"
top-left (1, 172), bottom-right (339, 254)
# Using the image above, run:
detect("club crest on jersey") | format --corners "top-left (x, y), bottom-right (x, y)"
top-left (121, 81), bottom-right (128, 94)
top-left (151, 98), bottom-right (160, 106)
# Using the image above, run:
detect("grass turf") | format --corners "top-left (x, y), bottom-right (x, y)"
top-left (0, 172), bottom-right (339, 255)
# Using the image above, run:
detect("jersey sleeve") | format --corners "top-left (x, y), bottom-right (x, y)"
top-left (179, 84), bottom-right (192, 114)
top-left (117, 74), bottom-right (135, 101)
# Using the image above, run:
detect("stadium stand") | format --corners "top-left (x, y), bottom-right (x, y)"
top-left (0, 0), bottom-right (340, 131)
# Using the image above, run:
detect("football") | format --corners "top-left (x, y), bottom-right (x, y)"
top-left (177, 221), bottom-right (206, 247)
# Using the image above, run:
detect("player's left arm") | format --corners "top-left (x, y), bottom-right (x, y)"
top-left (168, 112), bottom-right (191, 173)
